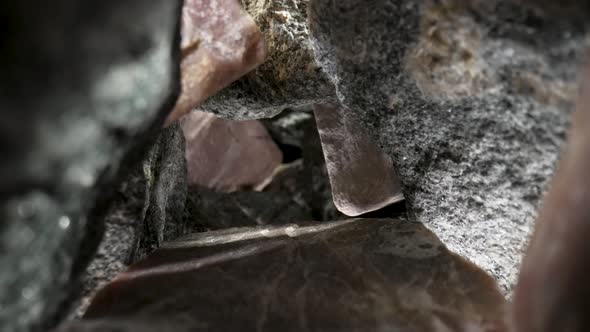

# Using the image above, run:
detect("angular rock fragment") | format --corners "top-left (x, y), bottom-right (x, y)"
top-left (197, 0), bottom-right (335, 119)
top-left (181, 111), bottom-right (282, 192)
top-left (59, 219), bottom-right (508, 332)
top-left (166, 0), bottom-right (267, 125)
top-left (314, 103), bottom-right (404, 216)
top-left (308, 0), bottom-right (590, 292)
top-left (0, 1), bottom-right (181, 330)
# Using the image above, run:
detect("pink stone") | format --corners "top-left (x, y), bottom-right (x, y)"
top-left (165, 0), bottom-right (267, 125)
top-left (314, 103), bottom-right (404, 216)
top-left (181, 111), bottom-right (282, 192)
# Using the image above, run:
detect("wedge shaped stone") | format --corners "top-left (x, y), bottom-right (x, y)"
top-left (314, 103), bottom-right (404, 216)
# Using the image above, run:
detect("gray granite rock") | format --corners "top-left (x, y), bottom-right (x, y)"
top-left (58, 218), bottom-right (508, 332)
top-left (0, 1), bottom-right (182, 331)
top-left (308, 0), bottom-right (589, 293)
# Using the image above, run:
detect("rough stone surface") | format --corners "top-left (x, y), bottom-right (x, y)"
top-left (166, 0), bottom-right (267, 124)
top-left (131, 124), bottom-right (189, 262)
top-left (58, 219), bottom-right (508, 332)
top-left (314, 103), bottom-right (404, 216)
top-left (0, 1), bottom-right (181, 331)
top-left (308, 0), bottom-right (589, 293)
top-left (197, 0), bottom-right (334, 119)
top-left (181, 111), bottom-right (282, 192)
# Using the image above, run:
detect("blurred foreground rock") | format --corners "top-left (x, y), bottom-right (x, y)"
top-left (59, 219), bottom-right (508, 332)
top-left (0, 1), bottom-right (182, 331)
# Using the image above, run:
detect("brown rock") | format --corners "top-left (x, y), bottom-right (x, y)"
top-left (59, 218), bottom-right (507, 332)
top-left (314, 103), bottom-right (404, 216)
top-left (165, 0), bottom-right (267, 125)
top-left (181, 111), bottom-right (282, 192)
top-left (512, 65), bottom-right (590, 332)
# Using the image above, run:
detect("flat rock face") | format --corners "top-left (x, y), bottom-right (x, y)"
top-left (181, 111), bottom-right (282, 192)
top-left (59, 219), bottom-right (508, 332)
top-left (314, 103), bottom-right (404, 216)
top-left (308, 0), bottom-right (589, 293)
top-left (0, 1), bottom-right (181, 330)
top-left (166, 0), bottom-right (267, 124)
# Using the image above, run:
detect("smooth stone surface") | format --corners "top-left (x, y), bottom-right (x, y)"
top-left (0, 1), bottom-right (181, 330)
top-left (166, 0), bottom-right (267, 124)
top-left (181, 111), bottom-right (282, 192)
top-left (314, 103), bottom-right (404, 216)
top-left (308, 0), bottom-right (589, 293)
top-left (59, 219), bottom-right (508, 332)
top-left (197, 0), bottom-right (335, 119)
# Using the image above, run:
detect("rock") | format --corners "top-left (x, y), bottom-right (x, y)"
top-left (58, 218), bottom-right (508, 332)
top-left (197, 0), bottom-right (335, 119)
top-left (165, 0), bottom-right (267, 125)
top-left (0, 1), bottom-right (181, 331)
top-left (187, 183), bottom-right (313, 229)
top-left (67, 167), bottom-right (145, 319)
top-left (308, 0), bottom-right (589, 293)
top-left (131, 123), bottom-right (189, 262)
top-left (513, 66), bottom-right (590, 332)
top-left (181, 111), bottom-right (282, 192)
top-left (314, 103), bottom-right (404, 216)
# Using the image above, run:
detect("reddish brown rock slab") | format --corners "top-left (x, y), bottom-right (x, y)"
top-left (181, 111), bottom-right (282, 192)
top-left (314, 103), bottom-right (404, 216)
top-left (57, 218), bottom-right (508, 332)
top-left (165, 0), bottom-right (267, 125)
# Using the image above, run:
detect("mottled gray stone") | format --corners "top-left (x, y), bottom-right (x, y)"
top-left (308, 0), bottom-right (589, 293)
top-left (58, 219), bottom-right (508, 332)
top-left (0, 1), bottom-right (181, 331)
top-left (314, 103), bottom-right (404, 216)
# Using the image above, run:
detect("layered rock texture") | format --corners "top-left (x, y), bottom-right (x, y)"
top-left (58, 219), bottom-right (508, 332)
top-left (307, 0), bottom-right (589, 293)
